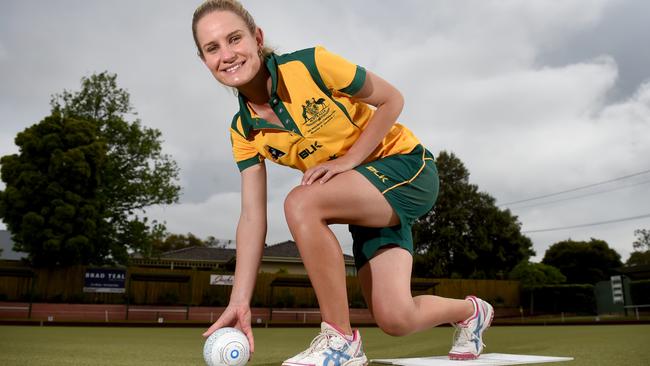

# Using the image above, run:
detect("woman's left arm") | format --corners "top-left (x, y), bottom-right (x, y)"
top-left (301, 70), bottom-right (404, 185)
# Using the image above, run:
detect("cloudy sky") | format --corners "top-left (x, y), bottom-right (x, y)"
top-left (1, 0), bottom-right (649, 263)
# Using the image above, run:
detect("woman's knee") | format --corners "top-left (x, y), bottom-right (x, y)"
top-left (373, 301), bottom-right (415, 337)
top-left (284, 186), bottom-right (320, 228)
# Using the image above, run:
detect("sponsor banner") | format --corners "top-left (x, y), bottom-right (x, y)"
top-left (83, 268), bottom-right (126, 293)
top-left (210, 274), bottom-right (234, 286)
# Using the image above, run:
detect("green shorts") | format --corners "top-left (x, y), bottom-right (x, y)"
top-left (350, 145), bottom-right (439, 270)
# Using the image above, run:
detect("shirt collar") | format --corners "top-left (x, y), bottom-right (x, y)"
top-left (236, 54), bottom-right (279, 138)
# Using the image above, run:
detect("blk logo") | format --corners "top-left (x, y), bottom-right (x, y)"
top-left (366, 166), bottom-right (389, 183)
top-left (299, 141), bottom-right (323, 159)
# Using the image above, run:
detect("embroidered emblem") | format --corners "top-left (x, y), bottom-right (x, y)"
top-left (302, 98), bottom-right (330, 127)
top-left (266, 145), bottom-right (286, 160)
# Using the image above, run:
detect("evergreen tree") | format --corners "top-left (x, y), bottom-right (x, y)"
top-left (0, 115), bottom-right (107, 266)
top-left (413, 151), bottom-right (534, 278)
top-left (542, 238), bottom-right (622, 284)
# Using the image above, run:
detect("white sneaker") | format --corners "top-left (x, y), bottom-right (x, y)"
top-left (282, 322), bottom-right (368, 366)
top-left (448, 296), bottom-right (494, 360)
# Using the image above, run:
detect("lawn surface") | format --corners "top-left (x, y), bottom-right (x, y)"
top-left (0, 324), bottom-right (647, 365)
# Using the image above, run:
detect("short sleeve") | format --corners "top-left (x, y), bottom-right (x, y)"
top-left (314, 46), bottom-right (366, 96)
top-left (230, 128), bottom-right (264, 172)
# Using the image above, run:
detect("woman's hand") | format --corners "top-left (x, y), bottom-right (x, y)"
top-left (301, 155), bottom-right (358, 185)
top-left (202, 302), bottom-right (255, 355)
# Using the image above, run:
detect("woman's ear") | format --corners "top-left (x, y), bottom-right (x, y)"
top-left (255, 27), bottom-right (265, 49)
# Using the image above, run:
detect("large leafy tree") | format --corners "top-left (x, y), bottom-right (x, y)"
top-left (49, 72), bottom-right (180, 263)
top-left (542, 238), bottom-right (622, 284)
top-left (0, 115), bottom-right (107, 266)
top-left (0, 72), bottom-right (180, 266)
top-left (413, 151), bottom-right (534, 278)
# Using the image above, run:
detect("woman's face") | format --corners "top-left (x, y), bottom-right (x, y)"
top-left (196, 11), bottom-right (263, 88)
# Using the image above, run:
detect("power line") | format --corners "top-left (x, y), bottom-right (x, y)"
top-left (522, 213), bottom-right (650, 234)
top-left (510, 179), bottom-right (650, 210)
top-left (499, 169), bottom-right (650, 207)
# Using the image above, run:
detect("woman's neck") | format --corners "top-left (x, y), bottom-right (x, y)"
top-left (238, 65), bottom-right (272, 105)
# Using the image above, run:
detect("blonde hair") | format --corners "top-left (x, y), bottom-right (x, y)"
top-left (192, 0), bottom-right (274, 59)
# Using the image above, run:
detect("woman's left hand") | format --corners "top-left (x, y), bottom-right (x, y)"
top-left (301, 156), bottom-right (358, 185)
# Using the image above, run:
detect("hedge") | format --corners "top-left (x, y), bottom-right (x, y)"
top-left (521, 284), bottom-right (596, 315)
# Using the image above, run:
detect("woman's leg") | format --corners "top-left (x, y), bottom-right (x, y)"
top-left (284, 170), bottom-right (399, 336)
top-left (358, 246), bottom-right (475, 336)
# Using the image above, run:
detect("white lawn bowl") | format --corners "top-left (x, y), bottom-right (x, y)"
top-left (203, 327), bottom-right (250, 366)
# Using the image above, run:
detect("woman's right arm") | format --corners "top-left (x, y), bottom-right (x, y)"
top-left (202, 162), bottom-right (267, 354)
top-left (231, 162), bottom-right (268, 306)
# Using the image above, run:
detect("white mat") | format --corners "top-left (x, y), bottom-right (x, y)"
top-left (371, 353), bottom-right (573, 365)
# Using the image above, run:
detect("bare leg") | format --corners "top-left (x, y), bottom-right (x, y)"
top-left (284, 170), bottom-right (399, 336)
top-left (359, 247), bottom-right (475, 336)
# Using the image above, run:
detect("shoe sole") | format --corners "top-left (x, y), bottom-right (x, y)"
top-left (282, 356), bottom-right (368, 366)
top-left (448, 301), bottom-right (495, 360)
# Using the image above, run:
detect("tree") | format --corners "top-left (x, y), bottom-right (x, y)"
top-left (153, 233), bottom-right (205, 254)
top-left (142, 233), bottom-right (229, 258)
top-left (0, 115), bottom-right (107, 266)
top-left (542, 238), bottom-right (622, 284)
top-left (632, 229), bottom-right (650, 251)
top-left (413, 151), bottom-right (534, 278)
top-left (627, 251), bottom-right (650, 266)
top-left (205, 236), bottom-right (232, 248)
top-left (509, 261), bottom-right (566, 288)
top-left (50, 72), bottom-right (180, 262)
top-left (117, 216), bottom-right (167, 260)
top-left (627, 228), bottom-right (650, 266)
top-left (509, 261), bottom-right (566, 314)
top-left (1, 72), bottom-right (180, 266)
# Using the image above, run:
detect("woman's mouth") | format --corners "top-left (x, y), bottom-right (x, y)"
top-left (223, 61), bottom-right (244, 73)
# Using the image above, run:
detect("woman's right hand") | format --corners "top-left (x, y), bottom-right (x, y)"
top-left (202, 302), bottom-right (255, 355)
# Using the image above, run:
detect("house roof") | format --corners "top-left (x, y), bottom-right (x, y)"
top-left (157, 240), bottom-right (354, 262)
top-left (263, 240), bottom-right (354, 261)
top-left (263, 240), bottom-right (302, 258)
top-left (159, 246), bottom-right (235, 261)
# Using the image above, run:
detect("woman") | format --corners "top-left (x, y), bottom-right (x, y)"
top-left (192, 1), bottom-right (493, 364)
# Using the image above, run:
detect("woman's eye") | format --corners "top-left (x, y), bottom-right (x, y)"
top-left (230, 35), bottom-right (241, 43)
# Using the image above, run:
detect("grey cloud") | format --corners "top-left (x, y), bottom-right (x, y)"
top-left (1, 0), bottom-right (649, 261)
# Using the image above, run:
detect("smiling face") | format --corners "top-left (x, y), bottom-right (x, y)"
top-left (195, 10), bottom-right (264, 88)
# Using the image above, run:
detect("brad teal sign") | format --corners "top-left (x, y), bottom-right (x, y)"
top-left (83, 268), bottom-right (126, 293)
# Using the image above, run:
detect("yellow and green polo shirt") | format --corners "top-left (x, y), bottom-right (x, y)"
top-left (230, 46), bottom-right (420, 172)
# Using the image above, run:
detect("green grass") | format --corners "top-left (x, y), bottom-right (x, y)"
top-left (0, 324), bottom-right (648, 365)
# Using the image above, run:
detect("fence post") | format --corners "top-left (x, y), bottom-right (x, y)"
top-left (125, 273), bottom-right (131, 320)
top-left (28, 272), bottom-right (36, 319)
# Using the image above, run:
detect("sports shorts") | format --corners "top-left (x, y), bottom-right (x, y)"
top-left (350, 144), bottom-right (439, 270)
